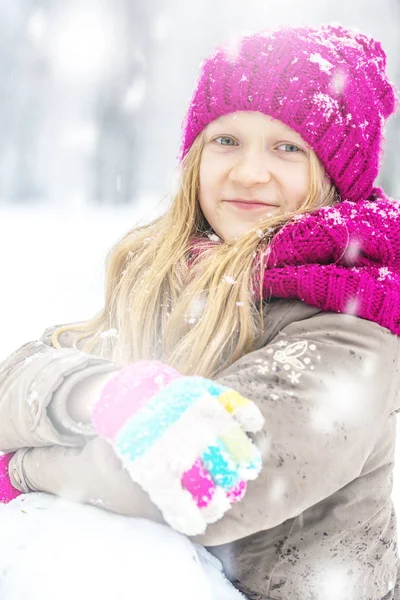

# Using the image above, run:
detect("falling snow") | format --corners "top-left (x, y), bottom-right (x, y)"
top-left (378, 267), bottom-right (391, 280)
top-left (99, 328), bottom-right (119, 338)
top-left (222, 275), bottom-right (237, 285)
top-left (206, 233), bottom-right (221, 242)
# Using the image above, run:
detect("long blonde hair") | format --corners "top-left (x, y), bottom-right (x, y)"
top-left (53, 131), bottom-right (339, 378)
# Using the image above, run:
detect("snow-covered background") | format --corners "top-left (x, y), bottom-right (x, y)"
top-left (0, 1), bottom-right (399, 595)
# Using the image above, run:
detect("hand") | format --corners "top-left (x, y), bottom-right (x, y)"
top-left (91, 361), bottom-right (265, 535)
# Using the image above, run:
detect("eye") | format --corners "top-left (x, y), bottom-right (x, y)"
top-left (213, 136), bottom-right (239, 146)
top-left (277, 143), bottom-right (303, 153)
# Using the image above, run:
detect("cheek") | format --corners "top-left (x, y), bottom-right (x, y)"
top-left (199, 156), bottom-right (222, 210)
top-left (288, 167), bottom-right (310, 207)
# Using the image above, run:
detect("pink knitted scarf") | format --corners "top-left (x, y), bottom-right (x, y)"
top-left (192, 188), bottom-right (400, 336)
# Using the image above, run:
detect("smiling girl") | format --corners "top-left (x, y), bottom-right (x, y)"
top-left (0, 23), bottom-right (399, 600)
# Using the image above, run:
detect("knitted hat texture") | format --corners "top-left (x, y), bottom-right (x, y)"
top-left (180, 24), bottom-right (398, 203)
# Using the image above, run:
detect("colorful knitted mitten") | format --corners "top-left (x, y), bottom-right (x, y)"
top-left (91, 360), bottom-right (265, 535)
top-left (0, 453), bottom-right (22, 503)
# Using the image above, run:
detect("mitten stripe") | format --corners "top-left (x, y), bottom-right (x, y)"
top-left (92, 360), bottom-right (180, 440)
top-left (226, 479), bottom-right (247, 503)
top-left (217, 390), bottom-right (265, 433)
top-left (220, 426), bottom-right (255, 463)
top-left (238, 451), bottom-right (263, 480)
top-left (181, 458), bottom-right (216, 508)
top-left (201, 439), bottom-right (240, 489)
top-left (217, 389), bottom-right (252, 413)
top-left (114, 375), bottom-right (242, 461)
top-left (114, 376), bottom-right (210, 460)
top-left (199, 486), bottom-right (231, 523)
top-left (116, 394), bottom-right (226, 479)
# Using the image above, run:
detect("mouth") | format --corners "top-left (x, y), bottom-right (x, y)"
top-left (223, 200), bottom-right (278, 211)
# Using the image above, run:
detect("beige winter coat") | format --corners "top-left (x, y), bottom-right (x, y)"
top-left (0, 299), bottom-right (399, 600)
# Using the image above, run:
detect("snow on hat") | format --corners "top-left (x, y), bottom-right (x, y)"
top-left (180, 24), bottom-right (398, 203)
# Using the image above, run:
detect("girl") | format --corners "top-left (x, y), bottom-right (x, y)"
top-left (0, 22), bottom-right (399, 600)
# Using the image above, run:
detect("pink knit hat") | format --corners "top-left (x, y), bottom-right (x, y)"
top-left (180, 24), bottom-right (398, 203)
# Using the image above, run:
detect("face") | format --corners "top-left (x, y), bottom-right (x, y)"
top-left (198, 111), bottom-right (311, 241)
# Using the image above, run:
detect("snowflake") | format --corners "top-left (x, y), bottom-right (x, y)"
top-left (258, 364), bottom-right (270, 375)
top-left (331, 70), bottom-right (347, 93)
top-left (184, 315), bottom-right (197, 325)
top-left (222, 275), bottom-right (237, 285)
top-left (276, 340), bottom-right (288, 348)
top-left (268, 476), bottom-right (287, 502)
top-left (345, 297), bottom-right (360, 316)
top-left (186, 293), bottom-right (207, 323)
top-left (313, 92), bottom-right (340, 120)
top-left (288, 371), bottom-right (301, 384)
top-left (345, 238), bottom-right (362, 263)
top-left (206, 232), bottom-right (221, 242)
top-left (378, 267), bottom-right (390, 281)
top-left (100, 328), bottom-right (118, 338)
top-left (122, 78), bottom-right (147, 112)
top-left (292, 213), bottom-right (306, 222)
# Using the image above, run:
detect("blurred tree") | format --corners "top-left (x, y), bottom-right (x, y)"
top-left (0, 0), bottom-right (51, 203)
top-left (92, 0), bottom-right (160, 205)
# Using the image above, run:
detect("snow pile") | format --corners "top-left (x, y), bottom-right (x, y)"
top-left (0, 493), bottom-right (244, 600)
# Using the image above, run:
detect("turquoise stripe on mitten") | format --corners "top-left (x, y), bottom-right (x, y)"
top-left (201, 439), bottom-right (240, 489)
top-left (115, 376), bottom-right (209, 461)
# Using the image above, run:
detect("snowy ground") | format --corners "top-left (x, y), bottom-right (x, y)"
top-left (0, 493), bottom-right (244, 600)
top-left (0, 200), bottom-right (166, 351)
top-left (0, 204), bottom-right (399, 598)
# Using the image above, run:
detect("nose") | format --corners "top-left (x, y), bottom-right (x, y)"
top-left (229, 151), bottom-right (272, 188)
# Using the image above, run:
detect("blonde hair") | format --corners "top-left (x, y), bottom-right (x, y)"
top-left (53, 131), bottom-right (339, 378)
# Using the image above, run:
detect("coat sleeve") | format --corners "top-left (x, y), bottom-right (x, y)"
top-left (0, 326), bottom-right (118, 452)
top-left (193, 311), bottom-right (400, 546)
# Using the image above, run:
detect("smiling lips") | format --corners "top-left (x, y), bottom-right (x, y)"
top-left (224, 200), bottom-right (277, 210)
